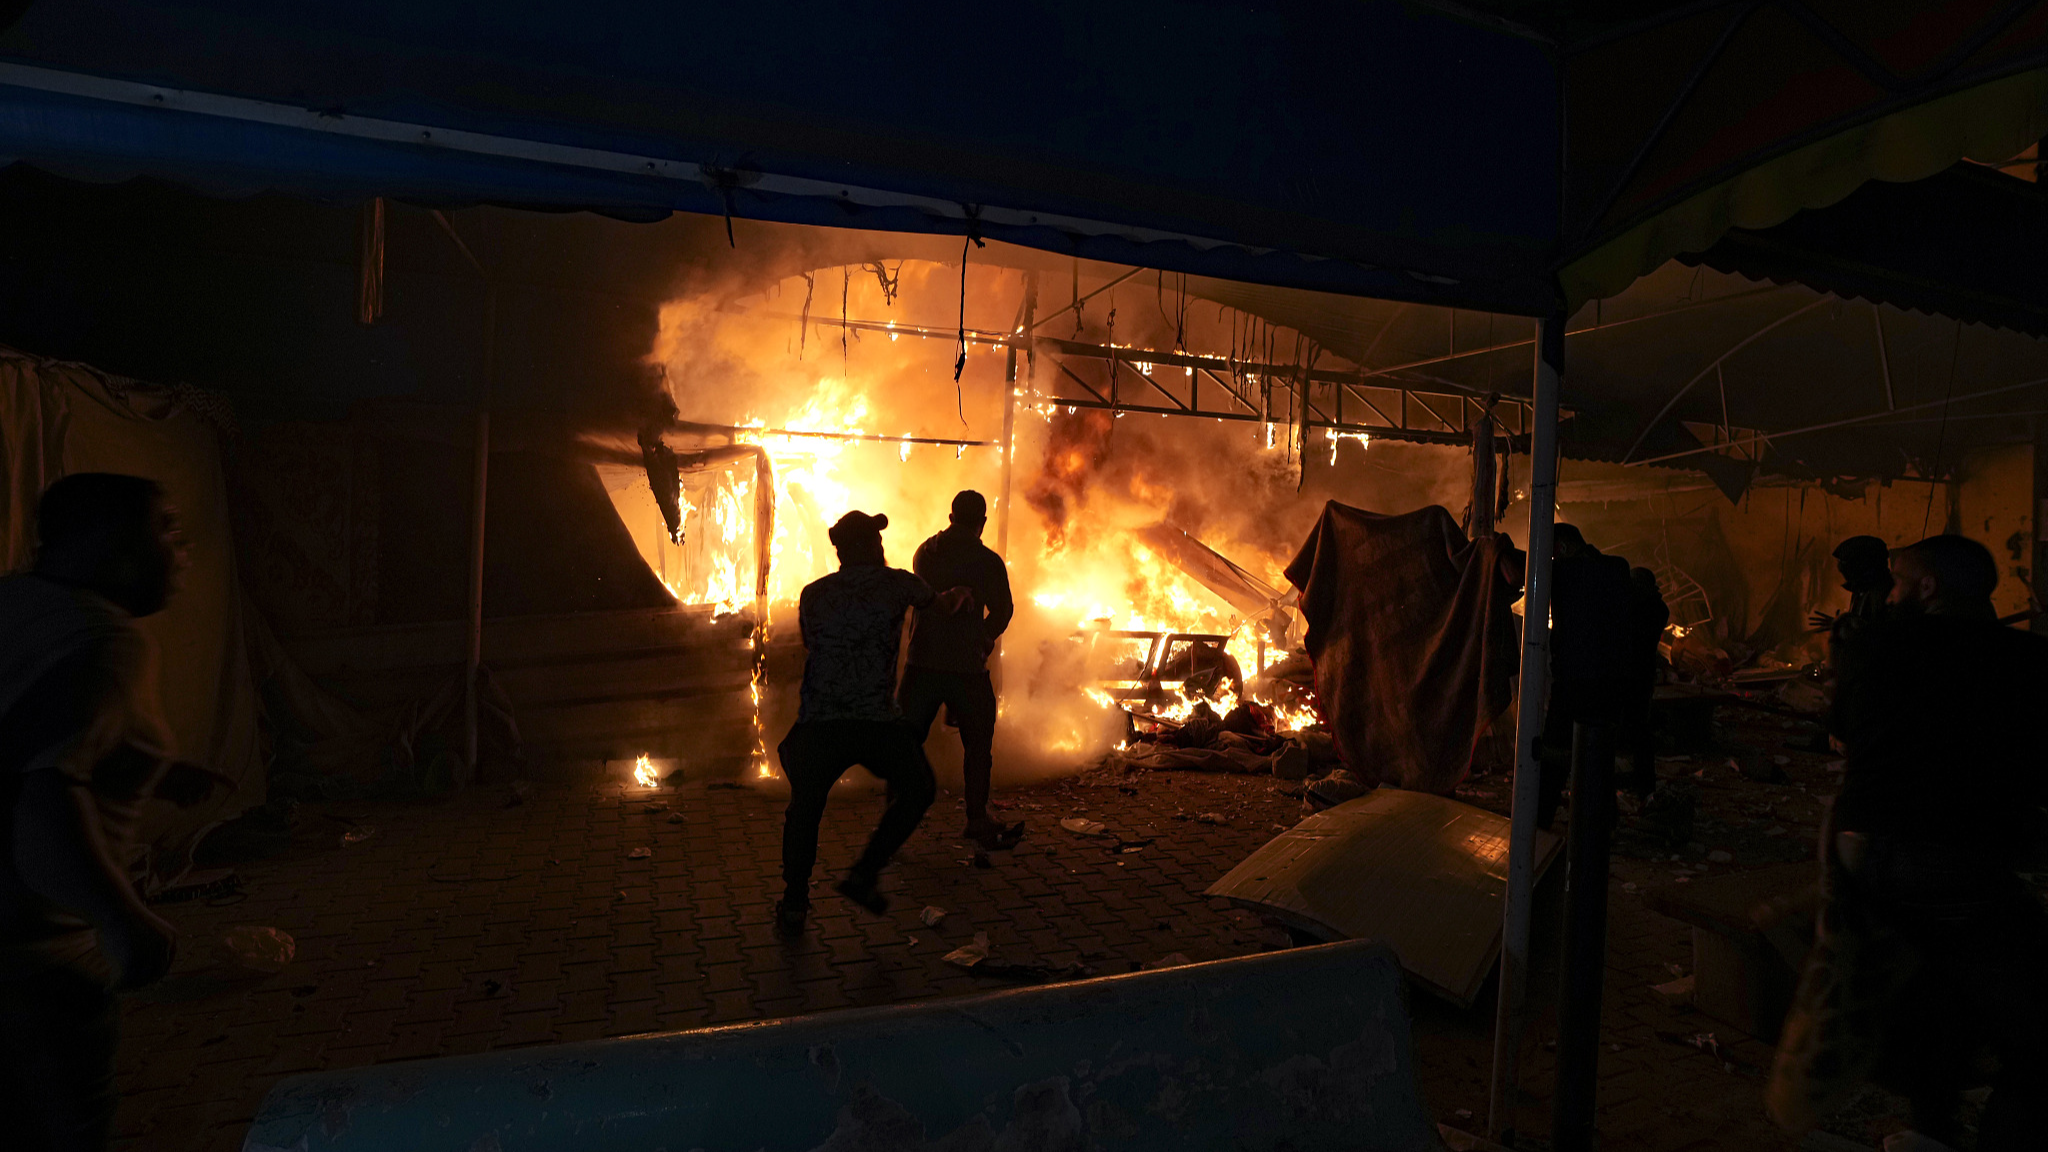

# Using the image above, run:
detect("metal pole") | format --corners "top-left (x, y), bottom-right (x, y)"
top-left (463, 286), bottom-right (495, 784)
top-left (1488, 313), bottom-right (1563, 1141)
top-left (1554, 721), bottom-right (1615, 1152)
top-left (999, 275), bottom-right (1036, 558)
top-left (2034, 417), bottom-right (2048, 635)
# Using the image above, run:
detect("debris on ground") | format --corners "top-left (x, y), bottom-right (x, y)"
top-left (1143, 952), bottom-right (1193, 969)
top-left (641, 803), bottom-right (666, 814)
top-left (667, 812), bottom-right (686, 824)
top-left (339, 826), bottom-right (381, 847)
top-left (1656, 1030), bottom-right (1762, 1076)
top-left (942, 932), bottom-right (991, 968)
top-left (920, 906), bottom-right (947, 927)
top-left (1651, 974), bottom-right (1696, 1006)
top-left (1193, 812), bottom-right (1227, 825)
top-left (627, 847), bottom-right (652, 859)
top-left (1059, 817), bottom-right (1108, 836)
top-left (147, 868), bottom-right (241, 905)
top-left (1271, 744), bottom-right (1310, 781)
top-left (504, 781), bottom-right (533, 807)
top-left (972, 850), bottom-right (993, 869)
top-left (219, 926), bottom-right (296, 973)
top-left (1304, 769), bottom-right (1369, 810)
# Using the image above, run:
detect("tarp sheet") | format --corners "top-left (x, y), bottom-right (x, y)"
top-left (0, 3), bottom-right (2045, 312)
top-left (1284, 503), bottom-right (1519, 795)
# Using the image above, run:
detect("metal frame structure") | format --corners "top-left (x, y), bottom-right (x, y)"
top-left (808, 314), bottom-right (1537, 447)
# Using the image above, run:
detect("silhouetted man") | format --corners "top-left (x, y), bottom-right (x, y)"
top-left (902, 491), bottom-right (1019, 850)
top-left (775, 511), bottom-right (964, 938)
top-left (1538, 523), bottom-right (1634, 829)
top-left (1823, 534), bottom-right (2048, 1151)
top-left (1809, 534), bottom-right (1891, 634)
top-left (1623, 566), bottom-right (1669, 797)
top-left (1, 473), bottom-right (221, 1152)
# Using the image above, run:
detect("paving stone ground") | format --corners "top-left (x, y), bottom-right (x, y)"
top-left (112, 713), bottom-right (1864, 1152)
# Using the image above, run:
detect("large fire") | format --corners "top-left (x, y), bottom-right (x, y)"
top-left (623, 257), bottom-right (1347, 773)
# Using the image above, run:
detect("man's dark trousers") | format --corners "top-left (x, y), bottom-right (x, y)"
top-left (0, 964), bottom-right (119, 1151)
top-left (778, 719), bottom-right (936, 901)
top-left (899, 666), bottom-right (998, 820)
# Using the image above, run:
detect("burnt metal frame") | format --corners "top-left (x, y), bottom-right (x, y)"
top-left (818, 315), bottom-right (1535, 448)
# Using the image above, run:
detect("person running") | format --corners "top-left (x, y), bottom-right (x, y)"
top-left (901, 491), bottom-right (1020, 851)
top-left (774, 511), bottom-right (966, 938)
top-left (1, 473), bottom-right (224, 1151)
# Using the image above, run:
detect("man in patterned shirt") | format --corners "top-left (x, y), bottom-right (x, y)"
top-left (775, 510), bottom-right (966, 937)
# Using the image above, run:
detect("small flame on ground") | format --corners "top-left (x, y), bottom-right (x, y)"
top-left (632, 754), bottom-right (660, 788)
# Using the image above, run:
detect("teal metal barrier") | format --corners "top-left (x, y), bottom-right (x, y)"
top-left (244, 939), bottom-right (1441, 1152)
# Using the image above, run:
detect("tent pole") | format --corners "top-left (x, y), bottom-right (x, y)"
top-left (463, 286), bottom-right (496, 784)
top-left (2034, 417), bottom-right (2048, 636)
top-left (999, 274), bottom-right (1036, 558)
top-left (1488, 312), bottom-right (1562, 1142)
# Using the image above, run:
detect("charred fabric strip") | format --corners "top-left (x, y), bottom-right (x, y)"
top-left (638, 426), bottom-right (683, 544)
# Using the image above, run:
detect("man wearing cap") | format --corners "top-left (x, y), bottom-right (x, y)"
top-left (775, 510), bottom-right (965, 937)
top-left (902, 491), bottom-right (1019, 851)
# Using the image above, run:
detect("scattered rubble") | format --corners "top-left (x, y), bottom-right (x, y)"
top-left (942, 933), bottom-right (990, 969)
top-left (1651, 974), bottom-right (1696, 1006)
top-left (1059, 817), bottom-right (1108, 836)
top-left (1304, 770), bottom-right (1369, 811)
top-left (220, 926), bottom-right (296, 974)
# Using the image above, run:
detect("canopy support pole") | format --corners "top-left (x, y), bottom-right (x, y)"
top-left (1553, 721), bottom-right (1616, 1152)
top-left (1488, 313), bottom-right (1562, 1142)
top-left (999, 275), bottom-right (1035, 558)
top-left (2034, 417), bottom-right (2048, 636)
top-left (462, 287), bottom-right (495, 785)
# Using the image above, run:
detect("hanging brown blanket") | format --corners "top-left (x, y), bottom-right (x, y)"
top-left (1283, 502), bottom-right (1520, 794)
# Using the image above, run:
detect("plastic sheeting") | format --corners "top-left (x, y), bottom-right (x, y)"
top-left (1284, 503), bottom-right (1520, 795)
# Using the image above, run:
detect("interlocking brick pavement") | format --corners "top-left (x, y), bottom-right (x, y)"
top-left (110, 734), bottom-right (1841, 1152)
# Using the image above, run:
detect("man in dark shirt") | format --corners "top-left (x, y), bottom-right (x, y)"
top-left (775, 511), bottom-right (965, 938)
top-left (901, 491), bottom-right (1019, 850)
top-left (1622, 567), bottom-right (1669, 798)
top-left (2, 473), bottom-right (222, 1151)
top-left (1826, 534), bottom-right (2048, 1151)
top-left (1537, 524), bottom-right (1635, 829)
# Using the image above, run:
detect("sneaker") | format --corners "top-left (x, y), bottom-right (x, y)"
top-left (773, 897), bottom-right (808, 938)
top-left (835, 871), bottom-right (889, 915)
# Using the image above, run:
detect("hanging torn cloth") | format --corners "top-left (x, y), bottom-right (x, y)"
top-left (1284, 502), bottom-right (1522, 794)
